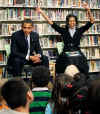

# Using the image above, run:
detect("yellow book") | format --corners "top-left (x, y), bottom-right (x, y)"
top-left (0, 68), bottom-right (3, 78)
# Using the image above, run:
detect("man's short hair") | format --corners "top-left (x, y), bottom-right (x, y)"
top-left (1, 78), bottom-right (30, 109)
top-left (32, 66), bottom-right (50, 87)
top-left (22, 18), bottom-right (33, 27)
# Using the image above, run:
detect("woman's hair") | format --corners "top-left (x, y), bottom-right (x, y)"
top-left (66, 14), bottom-right (78, 28)
top-left (51, 73), bottom-right (73, 114)
top-left (88, 79), bottom-right (100, 114)
top-left (64, 65), bottom-right (80, 77)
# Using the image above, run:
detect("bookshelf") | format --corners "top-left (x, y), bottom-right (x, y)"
top-left (0, 0), bottom-right (100, 77)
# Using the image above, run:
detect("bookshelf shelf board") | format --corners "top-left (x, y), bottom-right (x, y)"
top-left (42, 47), bottom-right (57, 50)
top-left (0, 6), bottom-right (100, 10)
top-left (0, 48), bottom-right (57, 52)
top-left (89, 71), bottom-right (100, 73)
top-left (0, 20), bottom-right (100, 23)
top-left (80, 45), bottom-right (100, 48)
top-left (84, 33), bottom-right (100, 36)
top-left (0, 64), bottom-right (6, 67)
top-left (87, 58), bottom-right (100, 61)
top-left (0, 20), bottom-right (66, 24)
top-left (0, 33), bottom-right (100, 38)
top-left (88, 71), bottom-right (100, 74)
top-left (0, 20), bottom-right (49, 23)
top-left (0, 50), bottom-right (6, 52)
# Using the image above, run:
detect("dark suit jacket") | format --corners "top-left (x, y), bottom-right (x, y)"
top-left (51, 21), bottom-right (93, 52)
top-left (51, 21), bottom-right (93, 74)
top-left (10, 30), bottom-right (43, 59)
top-left (7, 30), bottom-right (43, 73)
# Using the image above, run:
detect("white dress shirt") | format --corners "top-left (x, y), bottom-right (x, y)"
top-left (69, 27), bottom-right (76, 38)
top-left (25, 35), bottom-right (30, 60)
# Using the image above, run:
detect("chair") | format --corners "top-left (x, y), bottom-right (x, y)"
top-left (56, 42), bottom-right (64, 55)
top-left (22, 65), bottom-right (33, 79)
top-left (2, 44), bottom-right (32, 78)
top-left (2, 44), bottom-right (10, 78)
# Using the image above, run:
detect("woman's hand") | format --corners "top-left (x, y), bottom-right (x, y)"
top-left (35, 6), bottom-right (53, 25)
top-left (81, 2), bottom-right (90, 11)
top-left (81, 1), bottom-right (94, 23)
top-left (36, 7), bottom-right (42, 13)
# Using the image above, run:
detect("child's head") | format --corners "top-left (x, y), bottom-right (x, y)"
top-left (52, 73), bottom-right (73, 113)
top-left (64, 65), bottom-right (87, 89)
top-left (66, 14), bottom-right (78, 28)
top-left (88, 79), bottom-right (100, 114)
top-left (32, 66), bottom-right (50, 87)
top-left (0, 79), bottom-right (8, 103)
top-left (64, 65), bottom-right (80, 78)
top-left (1, 78), bottom-right (33, 109)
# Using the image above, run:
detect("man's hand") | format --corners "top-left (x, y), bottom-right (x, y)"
top-left (30, 55), bottom-right (41, 63)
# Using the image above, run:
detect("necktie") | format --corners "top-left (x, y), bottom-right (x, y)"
top-left (25, 37), bottom-right (28, 48)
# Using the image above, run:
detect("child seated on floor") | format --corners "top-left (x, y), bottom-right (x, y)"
top-left (30, 66), bottom-right (52, 114)
top-left (0, 79), bottom-right (9, 110)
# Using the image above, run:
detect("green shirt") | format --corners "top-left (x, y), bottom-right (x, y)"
top-left (30, 87), bottom-right (51, 114)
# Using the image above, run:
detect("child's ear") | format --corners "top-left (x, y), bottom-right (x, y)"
top-left (27, 90), bottom-right (34, 103)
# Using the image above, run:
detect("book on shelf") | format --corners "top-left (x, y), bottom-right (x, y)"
top-left (49, 62), bottom-right (55, 77)
top-left (81, 48), bottom-right (100, 59)
top-left (39, 36), bottom-right (57, 48)
top-left (43, 50), bottom-right (57, 61)
top-left (0, 8), bottom-right (100, 21)
top-left (14, 0), bottom-right (25, 5)
top-left (80, 35), bottom-right (100, 46)
top-left (0, 67), bottom-right (3, 77)
top-left (0, 51), bottom-right (6, 65)
top-left (0, 39), bottom-right (11, 50)
top-left (0, 53), bottom-right (4, 64)
top-left (88, 60), bottom-right (100, 72)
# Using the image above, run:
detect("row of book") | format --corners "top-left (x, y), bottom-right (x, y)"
top-left (0, 23), bottom-right (100, 36)
top-left (0, 67), bottom-right (5, 77)
top-left (81, 48), bottom-right (100, 59)
top-left (0, 0), bottom-right (100, 8)
top-left (40, 36), bottom-right (100, 48)
top-left (43, 50), bottom-right (57, 61)
top-left (1, 35), bottom-right (100, 51)
top-left (88, 61), bottom-right (100, 72)
top-left (0, 39), bottom-right (10, 50)
top-left (0, 48), bottom-right (57, 65)
top-left (0, 60), bottom-right (100, 77)
top-left (1, 40), bottom-right (100, 61)
top-left (80, 35), bottom-right (100, 46)
top-left (39, 37), bottom-right (57, 48)
top-left (0, 9), bottom-right (100, 21)
top-left (1, 52), bottom-right (100, 75)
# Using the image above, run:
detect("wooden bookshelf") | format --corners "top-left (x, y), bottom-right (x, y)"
top-left (0, 0), bottom-right (100, 74)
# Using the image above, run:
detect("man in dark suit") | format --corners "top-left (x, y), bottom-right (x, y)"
top-left (7, 19), bottom-right (49, 76)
